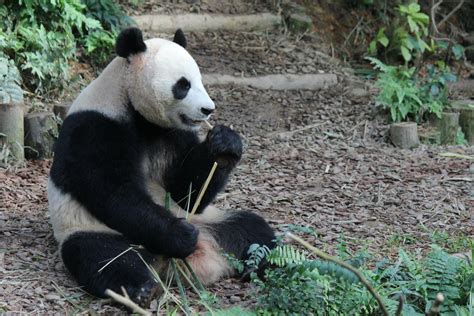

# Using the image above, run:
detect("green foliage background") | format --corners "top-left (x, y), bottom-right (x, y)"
top-left (0, 0), bottom-right (132, 96)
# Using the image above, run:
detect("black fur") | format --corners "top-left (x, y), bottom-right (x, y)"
top-left (116, 28), bottom-right (147, 58)
top-left (213, 211), bottom-right (275, 260)
top-left (50, 110), bottom-right (198, 259)
top-left (163, 125), bottom-right (242, 213)
top-left (172, 77), bottom-right (191, 100)
top-left (173, 28), bottom-right (187, 48)
top-left (61, 231), bottom-right (160, 305)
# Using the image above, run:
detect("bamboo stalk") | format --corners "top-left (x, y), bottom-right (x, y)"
top-left (105, 289), bottom-right (151, 316)
top-left (286, 232), bottom-right (390, 316)
top-left (189, 162), bottom-right (218, 220)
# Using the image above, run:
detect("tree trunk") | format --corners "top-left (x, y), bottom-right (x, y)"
top-left (390, 122), bottom-right (419, 149)
top-left (24, 112), bottom-right (58, 159)
top-left (459, 107), bottom-right (474, 145)
top-left (0, 102), bottom-right (24, 162)
top-left (440, 112), bottom-right (459, 145)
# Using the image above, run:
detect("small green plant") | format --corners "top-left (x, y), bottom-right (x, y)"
top-left (0, 0), bottom-right (131, 96)
top-left (367, 57), bottom-right (424, 122)
top-left (369, 2), bottom-right (430, 63)
top-left (367, 57), bottom-right (456, 123)
top-left (243, 236), bottom-right (474, 315)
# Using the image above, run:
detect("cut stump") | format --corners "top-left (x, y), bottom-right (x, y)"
top-left (390, 122), bottom-right (419, 149)
top-left (0, 102), bottom-right (24, 162)
top-left (459, 107), bottom-right (474, 145)
top-left (24, 112), bottom-right (58, 159)
top-left (53, 103), bottom-right (70, 121)
top-left (440, 112), bottom-right (459, 145)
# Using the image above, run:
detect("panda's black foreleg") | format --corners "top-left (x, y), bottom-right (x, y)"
top-left (61, 232), bottom-right (162, 307)
top-left (165, 125), bottom-right (243, 213)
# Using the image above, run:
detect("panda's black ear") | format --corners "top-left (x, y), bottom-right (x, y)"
top-left (173, 29), bottom-right (187, 49)
top-left (116, 27), bottom-right (147, 58)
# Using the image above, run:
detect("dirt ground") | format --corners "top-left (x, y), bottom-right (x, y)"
top-left (1, 7), bottom-right (473, 314)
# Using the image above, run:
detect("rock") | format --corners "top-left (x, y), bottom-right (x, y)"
top-left (465, 46), bottom-right (474, 62)
top-left (349, 87), bottom-right (370, 103)
top-left (286, 13), bottom-right (313, 32)
top-left (229, 295), bottom-right (241, 303)
top-left (463, 32), bottom-right (474, 46)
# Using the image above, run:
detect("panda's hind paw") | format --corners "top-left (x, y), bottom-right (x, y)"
top-left (127, 279), bottom-right (162, 308)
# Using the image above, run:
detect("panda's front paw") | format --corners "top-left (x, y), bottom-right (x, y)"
top-left (206, 125), bottom-right (243, 167)
top-left (162, 219), bottom-right (199, 259)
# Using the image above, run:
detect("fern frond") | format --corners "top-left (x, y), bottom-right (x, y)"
top-left (424, 246), bottom-right (465, 312)
top-left (267, 244), bottom-right (308, 267)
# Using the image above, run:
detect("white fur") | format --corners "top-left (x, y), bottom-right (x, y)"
top-left (132, 39), bottom-right (214, 130)
top-left (48, 180), bottom-right (118, 244)
top-left (68, 38), bottom-right (214, 131)
top-left (68, 58), bottom-right (129, 120)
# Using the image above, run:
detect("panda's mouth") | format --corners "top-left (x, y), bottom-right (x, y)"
top-left (179, 114), bottom-right (205, 126)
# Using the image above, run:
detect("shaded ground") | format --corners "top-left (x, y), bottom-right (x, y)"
top-left (1, 19), bottom-right (473, 315)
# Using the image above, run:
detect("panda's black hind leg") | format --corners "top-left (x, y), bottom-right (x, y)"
top-left (61, 232), bottom-right (161, 307)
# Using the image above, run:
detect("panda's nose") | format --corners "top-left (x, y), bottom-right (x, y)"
top-left (201, 107), bottom-right (214, 115)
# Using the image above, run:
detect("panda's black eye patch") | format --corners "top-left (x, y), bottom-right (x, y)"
top-left (172, 77), bottom-right (191, 100)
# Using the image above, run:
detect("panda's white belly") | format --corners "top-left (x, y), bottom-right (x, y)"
top-left (47, 179), bottom-right (118, 244)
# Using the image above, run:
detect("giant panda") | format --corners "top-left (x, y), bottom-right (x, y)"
top-left (48, 27), bottom-right (275, 306)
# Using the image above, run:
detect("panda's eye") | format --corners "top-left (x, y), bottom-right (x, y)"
top-left (172, 77), bottom-right (191, 100)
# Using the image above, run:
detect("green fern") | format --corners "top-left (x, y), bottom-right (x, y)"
top-left (267, 244), bottom-right (307, 267)
top-left (424, 246), bottom-right (464, 312)
top-left (246, 244), bottom-right (271, 269)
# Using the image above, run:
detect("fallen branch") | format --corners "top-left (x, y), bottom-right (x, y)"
top-left (286, 232), bottom-right (390, 316)
top-left (439, 152), bottom-right (474, 160)
top-left (105, 288), bottom-right (151, 316)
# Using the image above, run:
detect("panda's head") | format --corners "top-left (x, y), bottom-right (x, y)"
top-left (116, 28), bottom-right (214, 131)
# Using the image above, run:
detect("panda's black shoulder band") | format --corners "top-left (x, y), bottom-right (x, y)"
top-left (116, 27), bottom-right (147, 58)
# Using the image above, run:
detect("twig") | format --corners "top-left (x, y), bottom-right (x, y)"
top-left (439, 152), bottom-right (474, 160)
top-left (430, 0), bottom-right (443, 35)
top-left (426, 293), bottom-right (444, 316)
top-left (189, 162), bottom-right (218, 220)
top-left (344, 17), bottom-right (364, 47)
top-left (395, 295), bottom-right (404, 316)
top-left (442, 177), bottom-right (473, 182)
top-left (98, 247), bottom-right (134, 273)
top-left (437, 0), bottom-right (464, 29)
top-left (203, 120), bottom-right (213, 129)
top-left (286, 232), bottom-right (390, 316)
top-left (105, 289), bottom-right (151, 316)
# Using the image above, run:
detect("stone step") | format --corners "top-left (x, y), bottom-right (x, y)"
top-left (133, 13), bottom-right (281, 32)
top-left (203, 73), bottom-right (338, 90)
